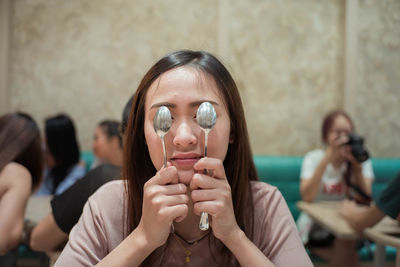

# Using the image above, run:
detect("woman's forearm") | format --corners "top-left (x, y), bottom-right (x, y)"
top-left (352, 170), bottom-right (371, 195)
top-left (300, 156), bottom-right (329, 202)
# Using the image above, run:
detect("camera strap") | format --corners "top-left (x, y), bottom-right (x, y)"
top-left (344, 162), bottom-right (372, 206)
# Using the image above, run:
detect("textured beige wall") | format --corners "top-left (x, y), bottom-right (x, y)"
top-left (7, 0), bottom-right (400, 157)
top-left (354, 0), bottom-right (400, 158)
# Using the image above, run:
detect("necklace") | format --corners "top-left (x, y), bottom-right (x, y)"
top-left (172, 231), bottom-right (210, 263)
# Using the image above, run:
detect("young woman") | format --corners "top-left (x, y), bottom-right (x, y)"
top-left (36, 114), bottom-right (85, 195)
top-left (91, 120), bottom-right (123, 168)
top-left (55, 50), bottom-right (311, 266)
top-left (297, 110), bottom-right (374, 267)
top-left (0, 112), bottom-right (43, 258)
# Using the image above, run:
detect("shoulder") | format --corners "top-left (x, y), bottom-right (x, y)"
top-left (88, 180), bottom-right (126, 207)
top-left (0, 162), bottom-right (32, 196)
top-left (69, 164), bottom-right (86, 175)
top-left (83, 180), bottom-right (127, 235)
top-left (250, 181), bottom-right (284, 208)
top-left (303, 149), bottom-right (324, 160)
top-left (0, 162), bottom-right (32, 186)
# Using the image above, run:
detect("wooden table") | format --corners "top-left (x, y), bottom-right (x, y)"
top-left (297, 201), bottom-right (358, 239)
top-left (297, 201), bottom-right (400, 266)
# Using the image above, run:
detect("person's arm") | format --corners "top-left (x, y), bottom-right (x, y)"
top-left (342, 153), bottom-right (373, 196)
top-left (300, 155), bottom-right (329, 202)
top-left (339, 200), bottom-right (385, 234)
top-left (0, 163), bottom-right (31, 255)
top-left (30, 213), bottom-right (68, 252)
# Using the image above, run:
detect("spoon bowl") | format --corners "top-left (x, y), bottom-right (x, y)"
top-left (153, 106), bottom-right (172, 168)
top-left (196, 102), bottom-right (217, 156)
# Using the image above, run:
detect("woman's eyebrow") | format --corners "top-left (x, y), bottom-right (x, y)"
top-left (150, 102), bottom-right (175, 109)
top-left (188, 100), bottom-right (219, 108)
top-left (150, 100), bottom-right (219, 110)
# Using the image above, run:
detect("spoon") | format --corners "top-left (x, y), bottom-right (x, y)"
top-left (153, 106), bottom-right (172, 168)
top-left (196, 102), bottom-right (217, 231)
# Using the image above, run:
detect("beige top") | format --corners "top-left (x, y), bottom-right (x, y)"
top-left (55, 180), bottom-right (312, 266)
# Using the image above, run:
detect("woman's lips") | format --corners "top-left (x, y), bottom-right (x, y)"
top-left (170, 154), bottom-right (202, 167)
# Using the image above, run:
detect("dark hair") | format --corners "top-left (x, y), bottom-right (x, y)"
top-left (120, 96), bottom-right (133, 135)
top-left (45, 114), bottom-right (80, 193)
top-left (124, 50), bottom-right (258, 266)
top-left (321, 109), bottom-right (354, 143)
top-left (98, 120), bottom-right (123, 148)
top-left (0, 112), bottom-right (44, 191)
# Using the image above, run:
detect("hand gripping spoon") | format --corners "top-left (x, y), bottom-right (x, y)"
top-left (153, 106), bottom-right (172, 168)
top-left (196, 102), bottom-right (217, 231)
top-left (154, 106), bottom-right (173, 232)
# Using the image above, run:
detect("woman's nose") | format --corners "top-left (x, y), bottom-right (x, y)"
top-left (173, 121), bottom-right (197, 147)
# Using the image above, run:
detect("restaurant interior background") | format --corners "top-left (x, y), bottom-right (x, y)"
top-left (0, 0), bottom-right (399, 158)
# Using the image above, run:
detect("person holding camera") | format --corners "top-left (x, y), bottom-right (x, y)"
top-left (297, 109), bottom-right (374, 267)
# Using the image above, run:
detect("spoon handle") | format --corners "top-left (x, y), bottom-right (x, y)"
top-left (199, 132), bottom-right (210, 231)
top-left (161, 135), bottom-right (167, 168)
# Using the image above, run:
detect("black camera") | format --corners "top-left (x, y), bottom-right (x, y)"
top-left (345, 133), bottom-right (369, 162)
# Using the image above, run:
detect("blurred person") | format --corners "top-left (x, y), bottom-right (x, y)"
top-left (36, 114), bottom-right (85, 196)
top-left (55, 50), bottom-right (312, 266)
top-left (340, 172), bottom-right (400, 234)
top-left (297, 109), bottom-right (374, 267)
top-left (0, 112), bottom-right (44, 264)
top-left (30, 97), bottom-right (132, 252)
top-left (91, 120), bottom-right (123, 169)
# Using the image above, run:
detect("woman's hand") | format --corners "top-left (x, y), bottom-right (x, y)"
top-left (325, 134), bottom-right (349, 163)
top-left (341, 148), bottom-right (362, 174)
top-left (190, 158), bottom-right (240, 244)
top-left (137, 165), bottom-right (189, 249)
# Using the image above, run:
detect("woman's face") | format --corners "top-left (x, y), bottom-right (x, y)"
top-left (326, 115), bottom-right (353, 146)
top-left (144, 67), bottom-right (231, 184)
top-left (92, 126), bottom-right (111, 161)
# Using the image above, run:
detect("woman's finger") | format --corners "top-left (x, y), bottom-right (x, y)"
top-left (191, 188), bottom-right (229, 202)
top-left (192, 200), bottom-right (223, 216)
top-left (193, 157), bottom-right (226, 180)
top-left (152, 194), bottom-right (189, 207)
top-left (189, 173), bottom-right (227, 190)
top-left (148, 165), bottom-right (179, 186)
top-left (148, 183), bottom-right (187, 196)
top-left (160, 204), bottom-right (189, 222)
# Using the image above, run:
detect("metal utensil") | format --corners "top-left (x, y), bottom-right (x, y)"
top-left (196, 102), bottom-right (217, 231)
top-left (153, 106), bottom-right (172, 168)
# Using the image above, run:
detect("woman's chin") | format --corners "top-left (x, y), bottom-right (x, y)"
top-left (177, 169), bottom-right (195, 184)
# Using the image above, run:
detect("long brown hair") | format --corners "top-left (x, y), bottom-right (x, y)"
top-left (0, 112), bottom-right (44, 191)
top-left (123, 50), bottom-right (258, 266)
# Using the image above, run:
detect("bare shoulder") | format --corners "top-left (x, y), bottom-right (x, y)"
top-left (0, 162), bottom-right (32, 190)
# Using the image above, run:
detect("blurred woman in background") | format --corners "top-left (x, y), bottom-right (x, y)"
top-left (36, 114), bottom-right (85, 196)
top-left (0, 112), bottom-right (43, 264)
top-left (91, 120), bottom-right (123, 169)
top-left (297, 109), bottom-right (374, 267)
